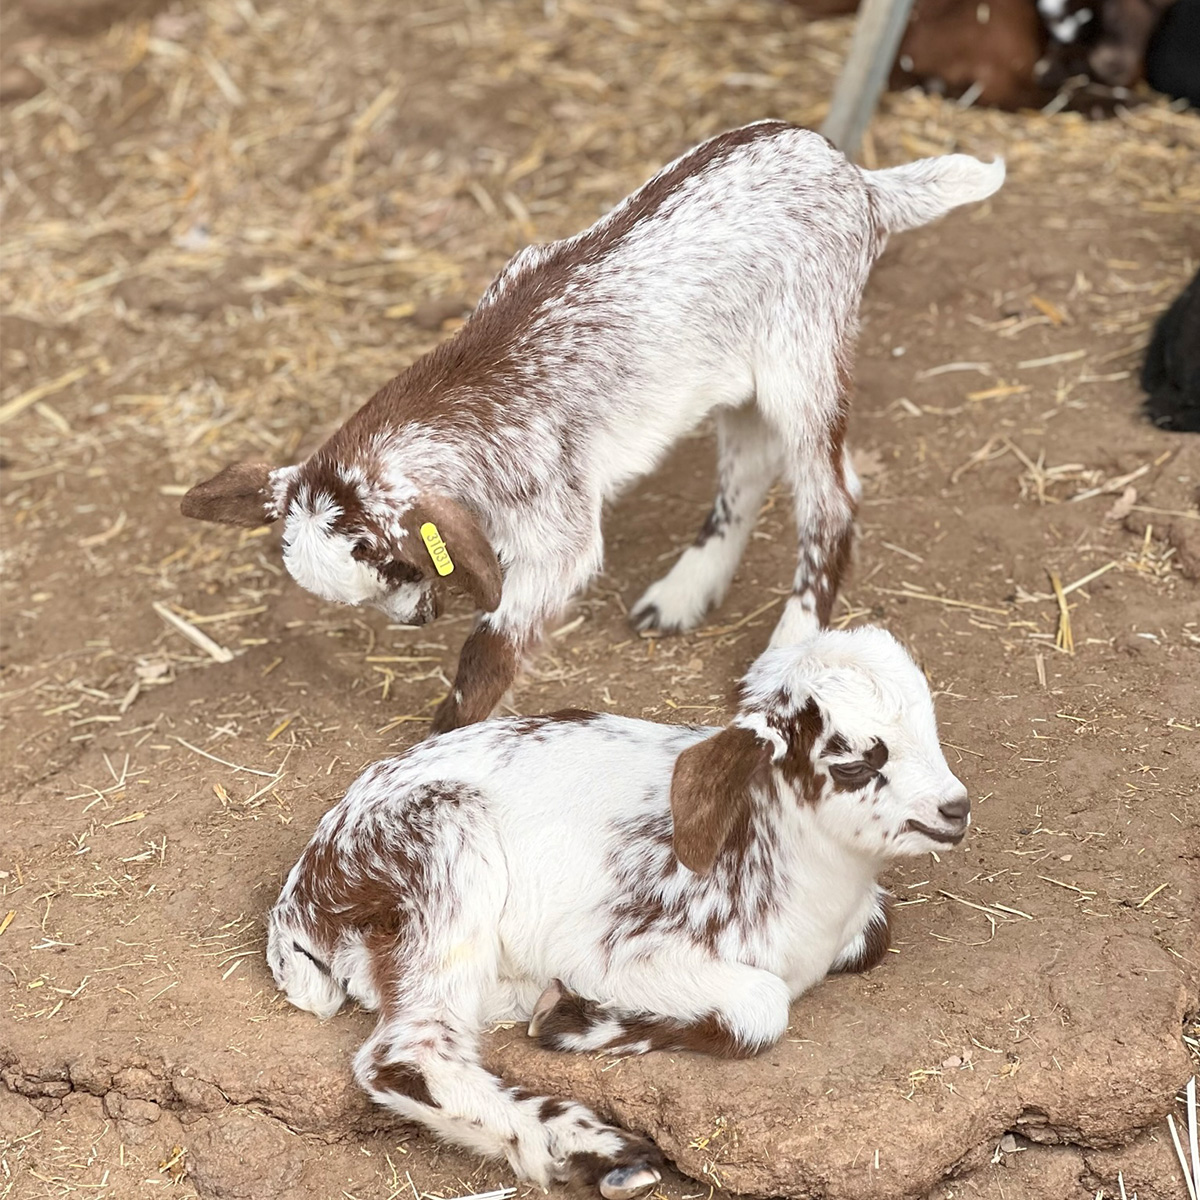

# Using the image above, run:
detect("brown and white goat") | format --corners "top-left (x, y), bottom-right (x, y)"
top-left (183, 121), bottom-right (1003, 733)
top-left (268, 625), bottom-right (970, 1197)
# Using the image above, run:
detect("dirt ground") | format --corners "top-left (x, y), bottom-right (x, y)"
top-left (2, 0), bottom-right (1198, 1197)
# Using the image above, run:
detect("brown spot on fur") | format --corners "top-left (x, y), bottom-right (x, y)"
top-left (545, 708), bottom-right (601, 725)
top-left (813, 519), bottom-right (855, 626)
top-left (888, 0), bottom-right (1050, 110)
top-left (531, 987), bottom-right (595, 1042)
top-left (863, 738), bottom-right (889, 770)
top-left (694, 494), bottom-right (731, 546)
top-left (669, 725), bottom-right (772, 874)
top-left (430, 626), bottom-right (521, 734)
top-left (774, 697), bottom-right (825, 798)
top-left (369, 1061), bottom-right (438, 1108)
top-left (825, 732), bottom-right (850, 756)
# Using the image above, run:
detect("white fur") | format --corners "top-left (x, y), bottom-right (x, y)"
top-left (281, 491), bottom-right (383, 607)
top-left (268, 626), bottom-right (968, 1191)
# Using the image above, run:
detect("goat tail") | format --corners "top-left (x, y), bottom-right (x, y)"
top-left (863, 155), bottom-right (1005, 235)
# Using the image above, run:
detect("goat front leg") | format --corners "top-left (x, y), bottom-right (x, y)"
top-left (430, 621), bottom-right (525, 735)
top-left (769, 440), bottom-right (860, 647)
top-left (631, 402), bottom-right (781, 635)
top-left (529, 959), bottom-right (791, 1059)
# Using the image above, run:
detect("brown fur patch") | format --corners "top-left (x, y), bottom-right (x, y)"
top-left (368, 1060), bottom-right (438, 1108)
top-left (863, 738), bottom-right (889, 770)
top-left (889, 0), bottom-right (1050, 110)
top-left (813, 518), bottom-right (855, 626)
top-left (539, 1097), bottom-right (571, 1121)
top-left (825, 732), bottom-right (851, 756)
top-left (774, 697), bottom-right (826, 799)
top-left (430, 626), bottom-right (521, 734)
top-left (544, 708), bottom-right (601, 725)
top-left (669, 725), bottom-right (772, 874)
top-left (531, 988), bottom-right (595, 1042)
top-left (283, 779), bottom-right (484, 1004)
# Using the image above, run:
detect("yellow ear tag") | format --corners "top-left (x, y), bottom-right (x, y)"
top-left (420, 522), bottom-right (454, 576)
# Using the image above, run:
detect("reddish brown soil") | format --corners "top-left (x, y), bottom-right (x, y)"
top-left (1, 0), bottom-right (1197, 1197)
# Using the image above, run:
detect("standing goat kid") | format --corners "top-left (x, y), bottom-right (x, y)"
top-left (184, 122), bottom-right (1004, 733)
top-left (268, 626), bottom-right (970, 1197)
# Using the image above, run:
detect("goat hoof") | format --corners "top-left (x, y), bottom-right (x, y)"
top-left (527, 978), bottom-right (565, 1037)
top-left (599, 1164), bottom-right (661, 1200)
top-left (629, 601), bottom-right (662, 632)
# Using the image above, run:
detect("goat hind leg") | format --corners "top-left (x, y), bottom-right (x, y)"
top-left (356, 1007), bottom-right (661, 1197)
top-left (630, 402), bottom-right (780, 635)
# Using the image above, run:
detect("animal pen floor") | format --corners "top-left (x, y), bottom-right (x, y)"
top-left (1, 0), bottom-right (1199, 1197)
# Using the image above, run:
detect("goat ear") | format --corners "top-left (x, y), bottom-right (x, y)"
top-left (670, 725), bottom-right (772, 875)
top-left (411, 495), bottom-right (502, 612)
top-left (181, 462), bottom-right (278, 528)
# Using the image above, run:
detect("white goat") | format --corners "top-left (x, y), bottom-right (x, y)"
top-left (182, 121), bottom-right (1004, 734)
top-left (267, 626), bottom-right (969, 1197)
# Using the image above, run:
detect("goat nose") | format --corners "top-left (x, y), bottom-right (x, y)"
top-left (939, 795), bottom-right (970, 821)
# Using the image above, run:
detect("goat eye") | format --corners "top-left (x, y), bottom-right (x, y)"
top-left (351, 539), bottom-right (373, 562)
top-left (828, 760), bottom-right (879, 788)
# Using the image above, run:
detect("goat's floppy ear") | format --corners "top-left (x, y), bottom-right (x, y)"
top-left (181, 462), bottom-right (278, 528)
top-left (670, 725), bottom-right (773, 875)
top-left (410, 495), bottom-right (502, 612)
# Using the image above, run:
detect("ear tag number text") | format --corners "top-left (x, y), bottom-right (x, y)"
top-left (421, 522), bottom-right (454, 576)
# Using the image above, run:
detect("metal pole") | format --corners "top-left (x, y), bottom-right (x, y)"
top-left (819, 0), bottom-right (916, 160)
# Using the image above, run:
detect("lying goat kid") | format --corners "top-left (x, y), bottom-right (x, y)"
top-left (185, 122), bottom-right (1004, 732)
top-left (268, 626), bottom-right (970, 1197)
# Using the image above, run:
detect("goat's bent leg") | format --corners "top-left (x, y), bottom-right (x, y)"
top-left (430, 621), bottom-right (525, 735)
top-left (631, 402), bottom-right (781, 635)
top-left (531, 959), bottom-right (791, 1059)
top-left (356, 1003), bottom-right (661, 1196)
top-left (769, 441), bottom-right (860, 647)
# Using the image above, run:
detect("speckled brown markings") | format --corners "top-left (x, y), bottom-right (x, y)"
top-left (773, 697), bottom-right (826, 799)
top-left (534, 984), bottom-right (764, 1059)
